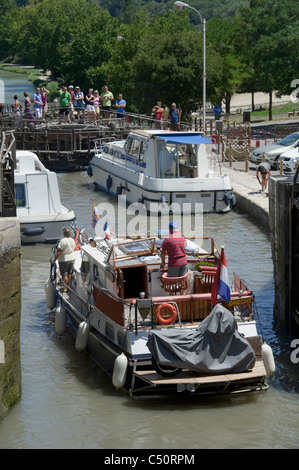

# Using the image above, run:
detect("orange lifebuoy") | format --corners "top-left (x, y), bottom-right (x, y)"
top-left (156, 303), bottom-right (177, 325)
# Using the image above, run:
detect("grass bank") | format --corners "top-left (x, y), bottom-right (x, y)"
top-left (227, 102), bottom-right (298, 125)
top-left (0, 63), bottom-right (42, 85)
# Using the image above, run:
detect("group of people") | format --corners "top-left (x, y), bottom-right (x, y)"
top-left (13, 86), bottom-right (50, 129)
top-left (13, 84), bottom-right (126, 127)
top-left (56, 85), bottom-right (126, 125)
top-left (151, 101), bottom-right (181, 130)
top-left (13, 83), bottom-right (181, 130)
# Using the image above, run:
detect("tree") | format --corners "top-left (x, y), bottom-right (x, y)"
top-left (127, 11), bottom-right (225, 117)
top-left (233, 0), bottom-right (299, 120)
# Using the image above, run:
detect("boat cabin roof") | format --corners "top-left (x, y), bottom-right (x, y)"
top-left (16, 151), bottom-right (48, 174)
top-left (127, 130), bottom-right (212, 145)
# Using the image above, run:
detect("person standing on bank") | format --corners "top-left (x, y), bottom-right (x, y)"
top-left (160, 222), bottom-right (187, 278)
top-left (59, 86), bottom-right (71, 124)
top-left (100, 85), bottom-right (114, 124)
top-left (256, 162), bottom-right (271, 194)
top-left (51, 227), bottom-right (76, 292)
top-left (152, 101), bottom-right (164, 129)
top-left (33, 87), bottom-right (43, 121)
top-left (116, 93), bottom-right (126, 125)
top-left (167, 102), bottom-right (180, 131)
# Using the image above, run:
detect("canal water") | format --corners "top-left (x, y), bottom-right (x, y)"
top-left (0, 72), bottom-right (299, 449)
top-left (0, 68), bottom-right (36, 105)
top-left (0, 169), bottom-right (298, 449)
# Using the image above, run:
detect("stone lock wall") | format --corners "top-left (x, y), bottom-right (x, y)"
top-left (0, 219), bottom-right (21, 421)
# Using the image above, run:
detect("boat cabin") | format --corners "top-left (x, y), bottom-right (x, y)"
top-left (100, 130), bottom-right (212, 180)
top-left (15, 151), bottom-right (63, 216)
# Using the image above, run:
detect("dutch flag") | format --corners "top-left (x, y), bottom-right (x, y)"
top-left (103, 218), bottom-right (111, 239)
top-left (92, 202), bottom-right (100, 228)
top-left (211, 247), bottom-right (231, 306)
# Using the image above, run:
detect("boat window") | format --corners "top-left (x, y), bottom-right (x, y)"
top-left (125, 136), bottom-right (140, 158)
top-left (158, 142), bottom-right (178, 178)
top-left (158, 142), bottom-right (197, 179)
top-left (117, 331), bottom-right (127, 348)
top-left (105, 322), bottom-right (115, 341)
top-left (81, 253), bottom-right (91, 283)
top-left (114, 239), bottom-right (155, 258)
top-left (93, 263), bottom-right (105, 287)
top-left (139, 141), bottom-right (146, 162)
top-left (15, 184), bottom-right (26, 207)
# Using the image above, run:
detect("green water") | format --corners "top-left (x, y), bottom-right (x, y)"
top-left (0, 68), bottom-right (36, 105)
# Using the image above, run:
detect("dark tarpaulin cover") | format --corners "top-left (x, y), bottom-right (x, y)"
top-left (147, 304), bottom-right (256, 375)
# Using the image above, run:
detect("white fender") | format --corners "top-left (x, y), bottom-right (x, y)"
top-left (112, 353), bottom-right (128, 390)
top-left (262, 342), bottom-right (275, 377)
top-left (75, 321), bottom-right (89, 352)
top-left (44, 277), bottom-right (56, 311)
top-left (55, 305), bottom-right (66, 335)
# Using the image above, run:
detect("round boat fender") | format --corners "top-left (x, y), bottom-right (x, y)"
top-left (75, 321), bottom-right (90, 352)
top-left (44, 277), bottom-right (57, 311)
top-left (112, 353), bottom-right (128, 390)
top-left (55, 305), bottom-right (66, 335)
top-left (262, 342), bottom-right (275, 377)
top-left (156, 303), bottom-right (177, 326)
top-left (230, 192), bottom-right (236, 207)
top-left (116, 184), bottom-right (122, 195)
top-left (87, 165), bottom-right (93, 177)
top-left (106, 175), bottom-right (112, 190)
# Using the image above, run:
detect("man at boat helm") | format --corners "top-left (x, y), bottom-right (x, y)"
top-left (160, 222), bottom-right (187, 277)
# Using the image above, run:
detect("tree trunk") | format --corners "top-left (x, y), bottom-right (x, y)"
top-left (225, 92), bottom-right (231, 115)
top-left (269, 91), bottom-right (273, 121)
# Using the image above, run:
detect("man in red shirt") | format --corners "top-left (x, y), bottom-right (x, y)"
top-left (160, 222), bottom-right (187, 277)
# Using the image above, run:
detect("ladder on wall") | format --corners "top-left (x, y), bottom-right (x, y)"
top-left (0, 132), bottom-right (16, 217)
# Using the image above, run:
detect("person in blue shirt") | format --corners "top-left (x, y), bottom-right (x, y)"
top-left (116, 94), bottom-right (126, 124)
top-left (33, 87), bottom-right (43, 121)
top-left (167, 103), bottom-right (180, 131)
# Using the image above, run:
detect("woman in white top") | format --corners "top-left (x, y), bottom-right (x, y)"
top-left (51, 227), bottom-right (76, 292)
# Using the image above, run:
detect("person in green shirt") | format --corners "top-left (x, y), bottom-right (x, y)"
top-left (100, 85), bottom-right (114, 124)
top-left (59, 86), bottom-right (71, 124)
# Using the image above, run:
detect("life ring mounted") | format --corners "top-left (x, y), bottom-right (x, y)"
top-left (156, 303), bottom-right (177, 326)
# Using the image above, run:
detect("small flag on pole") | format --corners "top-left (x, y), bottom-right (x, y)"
top-left (211, 246), bottom-right (231, 306)
top-left (92, 202), bottom-right (99, 228)
top-left (103, 218), bottom-right (111, 239)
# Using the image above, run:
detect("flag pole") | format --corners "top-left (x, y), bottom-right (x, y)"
top-left (92, 198), bottom-right (95, 228)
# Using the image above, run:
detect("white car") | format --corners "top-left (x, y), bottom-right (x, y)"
top-left (250, 132), bottom-right (299, 168)
top-left (279, 145), bottom-right (299, 173)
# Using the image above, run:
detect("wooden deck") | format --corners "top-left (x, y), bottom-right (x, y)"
top-left (134, 360), bottom-right (266, 386)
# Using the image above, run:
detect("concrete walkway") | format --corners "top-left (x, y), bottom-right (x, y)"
top-left (220, 162), bottom-right (270, 233)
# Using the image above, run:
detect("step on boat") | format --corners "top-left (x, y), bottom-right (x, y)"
top-left (15, 150), bottom-right (76, 244)
top-left (88, 130), bottom-right (234, 214)
top-left (46, 231), bottom-right (275, 398)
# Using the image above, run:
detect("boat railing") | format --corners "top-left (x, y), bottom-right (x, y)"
top-left (93, 137), bottom-right (116, 153)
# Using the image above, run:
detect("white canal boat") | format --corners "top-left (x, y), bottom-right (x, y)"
top-left (45, 232), bottom-right (275, 398)
top-left (15, 150), bottom-right (76, 244)
top-left (88, 130), bottom-right (234, 214)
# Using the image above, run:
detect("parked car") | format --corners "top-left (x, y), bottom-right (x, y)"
top-left (278, 144), bottom-right (299, 173)
top-left (250, 132), bottom-right (299, 168)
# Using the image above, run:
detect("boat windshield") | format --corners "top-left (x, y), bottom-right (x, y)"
top-left (108, 238), bottom-right (155, 264)
top-left (158, 142), bottom-right (197, 178)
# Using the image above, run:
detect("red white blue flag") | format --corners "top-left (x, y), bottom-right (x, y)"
top-left (211, 248), bottom-right (231, 306)
top-left (103, 218), bottom-right (111, 239)
top-left (92, 202), bottom-right (100, 228)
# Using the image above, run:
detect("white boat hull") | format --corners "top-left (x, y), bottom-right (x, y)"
top-left (89, 130), bottom-right (234, 214)
top-left (91, 160), bottom-right (232, 214)
top-left (19, 206), bottom-right (75, 244)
